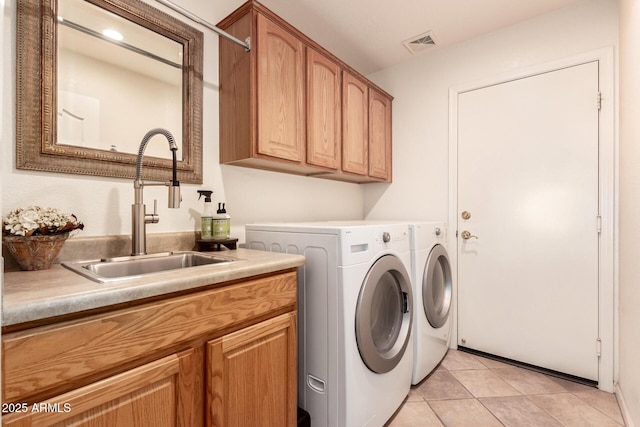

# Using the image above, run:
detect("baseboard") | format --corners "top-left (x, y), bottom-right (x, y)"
top-left (616, 383), bottom-right (636, 427)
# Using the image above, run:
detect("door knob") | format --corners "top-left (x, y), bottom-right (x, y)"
top-left (461, 230), bottom-right (478, 240)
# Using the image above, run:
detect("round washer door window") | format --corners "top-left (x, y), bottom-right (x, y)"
top-left (355, 254), bottom-right (413, 374)
top-left (423, 244), bottom-right (452, 328)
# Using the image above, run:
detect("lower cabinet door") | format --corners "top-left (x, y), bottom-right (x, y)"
top-left (206, 312), bottom-right (297, 427)
top-left (2, 349), bottom-right (197, 427)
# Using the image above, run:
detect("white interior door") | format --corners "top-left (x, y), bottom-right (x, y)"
top-left (456, 61), bottom-right (600, 381)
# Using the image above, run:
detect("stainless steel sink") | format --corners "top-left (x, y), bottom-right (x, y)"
top-left (62, 251), bottom-right (236, 283)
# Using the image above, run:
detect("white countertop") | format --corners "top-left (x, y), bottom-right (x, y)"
top-left (2, 248), bottom-right (304, 327)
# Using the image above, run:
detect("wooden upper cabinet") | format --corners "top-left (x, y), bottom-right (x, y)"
top-left (218, 6), bottom-right (307, 171)
top-left (342, 71), bottom-right (369, 176)
top-left (218, 0), bottom-right (393, 182)
top-left (306, 47), bottom-right (341, 170)
top-left (256, 14), bottom-right (305, 162)
top-left (368, 88), bottom-right (392, 181)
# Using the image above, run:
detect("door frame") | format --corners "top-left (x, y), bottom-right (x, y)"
top-left (448, 47), bottom-right (616, 391)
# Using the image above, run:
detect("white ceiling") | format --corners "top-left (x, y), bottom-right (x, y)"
top-left (220, 0), bottom-right (585, 75)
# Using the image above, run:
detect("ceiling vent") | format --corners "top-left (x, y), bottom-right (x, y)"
top-left (402, 31), bottom-right (438, 54)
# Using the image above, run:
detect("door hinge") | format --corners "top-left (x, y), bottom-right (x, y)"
top-left (597, 215), bottom-right (602, 234)
top-left (596, 338), bottom-right (602, 357)
top-left (597, 92), bottom-right (602, 111)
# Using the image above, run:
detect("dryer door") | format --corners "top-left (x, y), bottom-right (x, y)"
top-left (355, 254), bottom-right (413, 374)
top-left (423, 244), bottom-right (452, 328)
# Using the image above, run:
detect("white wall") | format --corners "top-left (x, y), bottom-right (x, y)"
top-left (363, 0), bottom-right (618, 223)
top-left (618, 0), bottom-right (640, 424)
top-left (1, 0), bottom-right (363, 242)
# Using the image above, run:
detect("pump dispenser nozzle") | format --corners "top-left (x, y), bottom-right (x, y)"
top-left (213, 202), bottom-right (231, 239)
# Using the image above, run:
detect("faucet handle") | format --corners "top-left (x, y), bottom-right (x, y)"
top-left (146, 199), bottom-right (160, 224)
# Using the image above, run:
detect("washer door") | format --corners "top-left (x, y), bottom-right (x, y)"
top-left (355, 254), bottom-right (413, 374)
top-left (423, 244), bottom-right (452, 329)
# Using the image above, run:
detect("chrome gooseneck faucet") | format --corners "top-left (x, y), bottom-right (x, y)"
top-left (132, 128), bottom-right (181, 256)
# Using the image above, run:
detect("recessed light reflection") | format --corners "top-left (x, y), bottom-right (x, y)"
top-left (102, 29), bottom-right (123, 41)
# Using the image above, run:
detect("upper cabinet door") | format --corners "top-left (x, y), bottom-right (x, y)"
top-left (256, 14), bottom-right (305, 162)
top-left (306, 47), bottom-right (341, 170)
top-left (368, 88), bottom-right (392, 181)
top-left (342, 71), bottom-right (368, 176)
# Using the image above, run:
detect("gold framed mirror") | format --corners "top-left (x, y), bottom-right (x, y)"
top-left (16, 0), bottom-right (203, 183)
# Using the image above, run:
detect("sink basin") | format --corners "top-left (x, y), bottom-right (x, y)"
top-left (62, 251), bottom-right (236, 283)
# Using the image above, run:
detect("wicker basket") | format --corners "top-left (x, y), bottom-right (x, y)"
top-left (3, 233), bottom-right (70, 270)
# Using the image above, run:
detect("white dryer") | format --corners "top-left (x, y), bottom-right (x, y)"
top-left (246, 221), bottom-right (413, 427)
top-left (408, 222), bottom-right (453, 384)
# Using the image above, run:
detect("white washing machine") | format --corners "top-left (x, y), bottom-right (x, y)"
top-left (408, 222), bottom-right (453, 384)
top-left (246, 221), bottom-right (413, 427)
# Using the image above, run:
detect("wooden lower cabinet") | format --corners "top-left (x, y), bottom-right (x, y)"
top-left (2, 349), bottom-right (197, 426)
top-left (2, 270), bottom-right (298, 427)
top-left (206, 312), bottom-right (297, 427)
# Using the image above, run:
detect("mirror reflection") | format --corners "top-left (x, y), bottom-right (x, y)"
top-left (16, 0), bottom-right (203, 183)
top-left (57, 0), bottom-right (183, 160)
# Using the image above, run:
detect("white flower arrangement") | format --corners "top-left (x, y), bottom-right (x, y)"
top-left (2, 206), bottom-right (84, 237)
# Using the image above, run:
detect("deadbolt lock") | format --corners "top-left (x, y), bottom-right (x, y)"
top-left (461, 211), bottom-right (471, 220)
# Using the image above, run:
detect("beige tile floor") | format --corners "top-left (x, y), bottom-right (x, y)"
top-left (387, 349), bottom-right (625, 427)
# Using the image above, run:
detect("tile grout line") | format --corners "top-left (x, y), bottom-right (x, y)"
top-left (432, 360), bottom-right (507, 426)
top-left (570, 391), bottom-right (626, 426)
top-left (445, 355), bottom-right (583, 427)
top-left (391, 350), bottom-right (625, 427)
top-left (481, 362), bottom-right (582, 427)
top-left (475, 353), bottom-right (622, 426)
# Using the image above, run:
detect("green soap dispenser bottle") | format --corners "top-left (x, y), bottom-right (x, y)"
top-left (197, 190), bottom-right (214, 239)
top-left (213, 203), bottom-right (231, 239)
